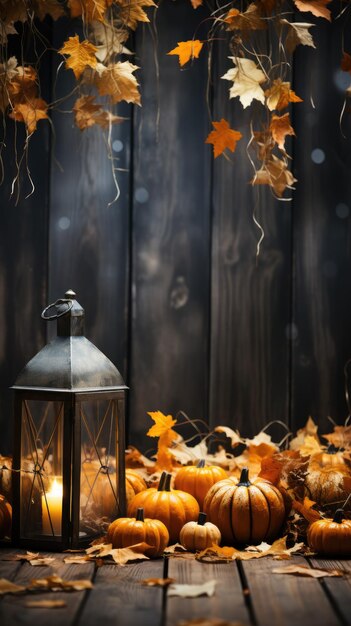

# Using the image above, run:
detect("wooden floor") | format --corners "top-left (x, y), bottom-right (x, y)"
top-left (0, 548), bottom-right (351, 626)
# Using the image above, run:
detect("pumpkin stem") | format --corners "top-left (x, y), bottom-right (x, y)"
top-left (197, 460), bottom-right (206, 468)
top-left (198, 512), bottom-right (207, 525)
top-left (327, 443), bottom-right (338, 455)
top-left (136, 508), bottom-right (144, 522)
top-left (158, 472), bottom-right (172, 492)
top-left (333, 509), bottom-right (344, 524)
top-left (237, 467), bottom-right (251, 487)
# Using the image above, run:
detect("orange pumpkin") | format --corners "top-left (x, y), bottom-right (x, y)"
top-left (127, 471), bottom-right (199, 543)
top-left (204, 467), bottom-right (286, 545)
top-left (107, 507), bottom-right (169, 557)
top-left (126, 469), bottom-right (147, 506)
top-left (307, 509), bottom-right (351, 556)
top-left (80, 461), bottom-right (118, 518)
top-left (0, 494), bottom-right (12, 540)
top-left (180, 512), bottom-right (221, 551)
top-left (174, 460), bottom-right (228, 509)
top-left (310, 445), bottom-right (346, 470)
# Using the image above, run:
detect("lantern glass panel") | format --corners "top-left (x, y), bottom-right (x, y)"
top-left (79, 398), bottom-right (119, 535)
top-left (20, 400), bottom-right (63, 540)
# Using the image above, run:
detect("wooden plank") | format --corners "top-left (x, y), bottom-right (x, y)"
top-left (166, 557), bottom-right (250, 625)
top-left (79, 559), bottom-right (165, 626)
top-left (48, 21), bottom-right (131, 383)
top-left (209, 39), bottom-right (292, 437)
top-left (0, 552), bottom-right (94, 626)
top-left (129, 1), bottom-right (212, 449)
top-left (242, 556), bottom-right (340, 626)
top-left (291, 18), bottom-right (351, 433)
top-left (310, 557), bottom-right (351, 626)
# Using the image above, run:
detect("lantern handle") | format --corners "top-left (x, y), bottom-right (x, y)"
top-left (41, 298), bottom-right (73, 321)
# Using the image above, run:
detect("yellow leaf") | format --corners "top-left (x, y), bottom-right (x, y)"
top-left (205, 118), bottom-right (242, 158)
top-left (265, 79), bottom-right (303, 111)
top-left (59, 35), bottom-right (98, 80)
top-left (73, 95), bottom-right (124, 130)
top-left (269, 112), bottom-right (295, 151)
top-left (9, 98), bottom-right (48, 134)
top-left (147, 411), bottom-right (177, 437)
top-left (293, 0), bottom-right (331, 21)
top-left (167, 40), bottom-right (204, 67)
top-left (68, 0), bottom-right (112, 22)
top-left (94, 61), bottom-right (140, 104)
top-left (116, 0), bottom-right (156, 30)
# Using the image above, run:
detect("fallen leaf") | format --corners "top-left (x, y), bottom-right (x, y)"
top-left (167, 40), bottom-right (204, 67)
top-left (63, 555), bottom-right (94, 564)
top-left (94, 61), bottom-right (141, 105)
top-left (214, 426), bottom-right (242, 448)
top-left (59, 36), bottom-right (98, 79)
top-left (205, 118), bottom-right (242, 158)
top-left (270, 112), bottom-right (295, 151)
top-left (323, 425), bottom-right (351, 448)
top-left (280, 19), bottom-right (316, 54)
top-left (222, 57), bottom-right (266, 108)
top-left (26, 600), bottom-right (67, 608)
top-left (116, 0), bottom-right (156, 30)
top-left (265, 79), bottom-right (303, 111)
top-left (29, 557), bottom-right (56, 566)
top-left (292, 497), bottom-right (321, 523)
top-left (141, 578), bottom-right (175, 586)
top-left (9, 98), bottom-right (48, 134)
top-left (293, 0), bottom-right (331, 21)
top-left (197, 537), bottom-right (303, 562)
top-left (28, 576), bottom-right (93, 591)
top-left (147, 411), bottom-right (177, 437)
top-left (272, 565), bottom-right (343, 578)
top-left (164, 543), bottom-right (188, 554)
top-left (125, 446), bottom-right (155, 469)
top-left (168, 580), bottom-right (216, 598)
top-left (0, 578), bottom-right (25, 595)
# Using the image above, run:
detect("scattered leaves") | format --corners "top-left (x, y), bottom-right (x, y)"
top-left (28, 576), bottom-right (93, 591)
top-left (73, 95), bottom-right (124, 130)
top-left (272, 565), bottom-right (343, 578)
top-left (205, 119), bottom-right (242, 158)
top-left (167, 40), bottom-right (204, 67)
top-left (197, 537), bottom-right (303, 562)
top-left (0, 578), bottom-right (25, 595)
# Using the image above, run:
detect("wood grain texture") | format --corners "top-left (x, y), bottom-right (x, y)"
top-left (166, 557), bottom-right (250, 625)
top-left (79, 559), bottom-right (165, 626)
top-left (242, 555), bottom-right (340, 626)
top-left (310, 557), bottom-right (351, 625)
top-left (291, 18), bottom-right (351, 434)
top-left (209, 38), bottom-right (292, 436)
top-left (48, 20), bottom-right (131, 383)
top-left (129, 1), bottom-right (212, 449)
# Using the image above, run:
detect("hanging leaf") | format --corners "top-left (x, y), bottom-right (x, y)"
top-left (167, 40), bottom-right (204, 67)
top-left (224, 4), bottom-right (267, 38)
top-left (265, 79), bottom-right (303, 111)
top-left (205, 118), bottom-right (242, 158)
top-left (116, 0), bottom-right (156, 30)
top-left (252, 155), bottom-right (296, 197)
top-left (293, 0), bottom-right (331, 22)
top-left (9, 98), bottom-right (49, 134)
top-left (222, 57), bottom-right (266, 108)
top-left (68, 0), bottom-right (112, 23)
top-left (59, 35), bottom-right (98, 79)
top-left (73, 95), bottom-right (124, 130)
top-left (269, 113), bottom-right (295, 151)
top-left (34, 0), bottom-right (65, 20)
top-left (280, 19), bottom-right (316, 54)
top-left (94, 61), bottom-right (141, 104)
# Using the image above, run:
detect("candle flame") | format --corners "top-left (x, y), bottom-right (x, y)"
top-left (50, 478), bottom-right (63, 497)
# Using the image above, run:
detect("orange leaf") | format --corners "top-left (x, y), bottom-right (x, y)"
top-left (116, 0), bottom-right (156, 30)
top-left (68, 0), bottom-right (112, 22)
top-left (265, 79), bottom-right (303, 111)
top-left (323, 425), bottom-right (351, 448)
top-left (294, 0), bottom-right (331, 21)
top-left (224, 3), bottom-right (267, 37)
top-left (94, 62), bottom-right (141, 105)
top-left (259, 456), bottom-right (285, 485)
top-left (292, 497), bottom-right (321, 523)
top-left (189, 0), bottom-right (203, 7)
top-left (9, 98), bottom-right (48, 134)
top-left (167, 40), bottom-right (203, 67)
top-left (73, 95), bottom-right (124, 130)
top-left (147, 411), bottom-right (177, 437)
top-left (59, 35), bottom-right (97, 79)
top-left (205, 118), bottom-right (242, 158)
top-left (270, 112), bottom-right (295, 151)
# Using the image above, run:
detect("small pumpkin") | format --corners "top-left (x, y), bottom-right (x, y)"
top-left (305, 467), bottom-right (348, 505)
top-left (126, 469), bottom-right (147, 506)
top-left (310, 444), bottom-right (346, 470)
top-left (0, 494), bottom-right (12, 540)
top-left (204, 467), bottom-right (286, 545)
top-left (127, 471), bottom-right (200, 543)
top-left (180, 512), bottom-right (221, 551)
top-left (107, 507), bottom-right (169, 557)
top-left (174, 460), bottom-right (228, 509)
top-left (80, 461), bottom-right (118, 518)
top-left (307, 508), bottom-right (351, 556)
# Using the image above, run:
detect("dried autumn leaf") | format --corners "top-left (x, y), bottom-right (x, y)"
top-left (259, 456), bottom-right (285, 485)
top-left (34, 0), bottom-right (65, 20)
top-left (292, 497), bottom-right (321, 523)
top-left (280, 19), bottom-right (316, 54)
top-left (141, 578), bottom-right (175, 586)
top-left (29, 557), bottom-right (56, 566)
top-left (164, 543), bottom-right (188, 554)
top-left (265, 79), bottom-right (303, 111)
top-left (147, 411), bottom-right (177, 437)
top-left (168, 580), bottom-right (216, 598)
top-left (270, 112), bottom-right (295, 151)
top-left (147, 411), bottom-right (178, 471)
top-left (109, 543), bottom-right (151, 565)
top-left (222, 57), bottom-right (266, 108)
top-left (59, 36), bottom-right (98, 80)
top-left (197, 537), bottom-right (303, 562)
top-left (94, 61), bottom-right (140, 105)
top-left (0, 22), bottom-right (17, 45)
top-left (9, 98), bottom-right (49, 134)
top-left (73, 95), bottom-right (124, 130)
top-left (214, 426), bottom-right (242, 448)
top-left (0, 0), bottom-right (27, 24)
top-left (91, 22), bottom-right (130, 62)
top-left (63, 555), bottom-right (93, 564)
top-left (293, 0), bottom-right (331, 21)
top-left (252, 129), bottom-right (275, 161)
top-left (272, 565), bottom-right (342, 577)
top-left (116, 0), bottom-right (156, 30)
top-left (205, 118), bottom-right (242, 158)
top-left (224, 3), bottom-right (267, 38)
top-left (167, 40), bottom-right (204, 67)
top-left (0, 578), bottom-right (25, 595)
top-left (28, 575), bottom-right (93, 591)
top-left (8, 65), bottom-right (38, 103)
top-left (68, 0), bottom-right (112, 23)
top-left (252, 155), bottom-right (296, 197)
top-left (290, 416), bottom-right (320, 450)
top-left (26, 600), bottom-right (67, 608)
top-left (323, 425), bottom-right (351, 448)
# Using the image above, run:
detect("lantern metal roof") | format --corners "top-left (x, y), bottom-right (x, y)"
top-left (13, 290), bottom-right (126, 392)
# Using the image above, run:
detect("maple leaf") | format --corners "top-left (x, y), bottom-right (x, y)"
top-left (116, 0), bottom-right (156, 30)
top-left (272, 565), bottom-right (342, 578)
top-left (91, 22), bottom-right (130, 62)
top-left (265, 79), bottom-right (303, 111)
top-left (323, 425), bottom-right (351, 448)
top-left (8, 65), bottom-right (38, 104)
top-left (252, 155), bottom-right (297, 197)
top-left (9, 98), bottom-right (48, 134)
top-left (147, 411), bottom-right (178, 471)
top-left (59, 36), bottom-right (98, 79)
top-left (0, 0), bottom-right (27, 24)
top-left (205, 118), bottom-right (242, 158)
top-left (34, 0), bottom-right (65, 20)
top-left (290, 416), bottom-right (319, 450)
top-left (73, 95), bottom-right (124, 130)
top-left (270, 112), bottom-right (295, 151)
top-left (224, 3), bottom-right (267, 38)
top-left (68, 0), bottom-right (112, 22)
top-left (222, 57), bottom-right (266, 108)
top-left (147, 411), bottom-right (177, 437)
top-left (280, 19), bottom-right (316, 54)
top-left (167, 40), bottom-right (204, 67)
top-left (292, 496), bottom-right (321, 523)
top-left (293, 0), bottom-right (331, 21)
top-left (94, 61), bottom-right (141, 104)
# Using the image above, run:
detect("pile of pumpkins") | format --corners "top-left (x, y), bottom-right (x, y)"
top-left (109, 461), bottom-right (351, 558)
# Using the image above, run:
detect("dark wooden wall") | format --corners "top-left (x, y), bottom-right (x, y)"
top-left (1, 1), bottom-right (351, 454)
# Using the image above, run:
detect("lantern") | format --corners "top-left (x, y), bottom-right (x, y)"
top-left (11, 290), bottom-right (126, 550)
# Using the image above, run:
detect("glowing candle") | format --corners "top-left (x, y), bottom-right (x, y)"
top-left (42, 478), bottom-right (63, 535)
